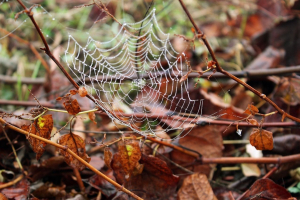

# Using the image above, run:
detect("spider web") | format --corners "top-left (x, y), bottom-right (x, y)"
top-left (64, 8), bottom-right (203, 138)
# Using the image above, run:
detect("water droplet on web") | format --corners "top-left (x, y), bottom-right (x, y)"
top-left (46, 35), bottom-right (48, 37)
top-left (52, 18), bottom-right (55, 20)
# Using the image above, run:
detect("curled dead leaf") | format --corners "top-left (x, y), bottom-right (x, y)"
top-left (180, 71), bottom-right (191, 83)
top-left (21, 115), bottom-right (53, 160)
top-left (58, 132), bottom-right (91, 170)
top-left (244, 104), bottom-right (259, 115)
top-left (63, 99), bottom-right (81, 115)
top-left (0, 193), bottom-right (8, 200)
top-left (69, 89), bottom-right (78, 95)
top-left (247, 118), bottom-right (259, 126)
top-left (249, 128), bottom-right (273, 150)
top-left (78, 86), bottom-right (88, 97)
top-left (104, 147), bottom-right (112, 169)
top-left (88, 112), bottom-right (97, 124)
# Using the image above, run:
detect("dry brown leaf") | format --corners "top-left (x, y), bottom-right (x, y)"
top-left (244, 104), bottom-right (259, 115)
top-left (88, 112), bottom-right (97, 124)
top-left (1, 178), bottom-right (29, 200)
top-left (21, 115), bottom-right (53, 160)
top-left (178, 173), bottom-right (217, 200)
top-left (117, 154), bottom-right (179, 199)
top-left (69, 89), bottom-right (78, 95)
top-left (171, 126), bottom-right (223, 176)
top-left (239, 178), bottom-right (293, 200)
top-left (249, 128), bottom-right (273, 150)
top-left (180, 71), bottom-right (191, 83)
top-left (56, 97), bottom-right (62, 101)
top-left (0, 193), bottom-right (8, 200)
top-left (247, 118), bottom-right (259, 126)
top-left (63, 99), bottom-right (81, 115)
top-left (78, 86), bottom-right (88, 97)
top-left (111, 139), bottom-right (141, 183)
top-left (104, 147), bottom-right (112, 169)
top-left (58, 132), bottom-right (91, 170)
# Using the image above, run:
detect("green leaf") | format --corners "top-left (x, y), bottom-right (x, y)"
top-left (297, 182), bottom-right (300, 189)
top-left (288, 187), bottom-right (300, 193)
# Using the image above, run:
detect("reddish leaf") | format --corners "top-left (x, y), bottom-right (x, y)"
top-left (0, 178), bottom-right (29, 200)
top-left (171, 126), bottom-right (223, 176)
top-left (21, 115), bottom-right (53, 160)
top-left (116, 154), bottom-right (179, 199)
top-left (29, 156), bottom-right (65, 182)
top-left (111, 139), bottom-right (141, 183)
top-left (69, 89), bottom-right (78, 95)
top-left (0, 193), bottom-right (8, 200)
top-left (56, 97), bottom-right (62, 101)
top-left (78, 86), bottom-right (88, 97)
top-left (63, 99), bottom-right (81, 115)
top-left (140, 154), bottom-right (179, 186)
top-left (104, 147), bottom-right (112, 169)
top-left (247, 118), bottom-right (259, 126)
top-left (244, 104), bottom-right (259, 115)
top-left (88, 112), bottom-right (97, 124)
top-left (239, 178), bottom-right (292, 200)
top-left (249, 128), bottom-right (273, 150)
top-left (178, 173), bottom-right (217, 200)
top-left (58, 132), bottom-right (91, 170)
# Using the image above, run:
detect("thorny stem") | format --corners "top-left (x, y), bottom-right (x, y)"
top-left (177, 0), bottom-right (300, 124)
top-left (0, 117), bottom-right (143, 200)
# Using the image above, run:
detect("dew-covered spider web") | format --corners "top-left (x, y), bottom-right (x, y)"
top-left (64, 8), bottom-right (204, 138)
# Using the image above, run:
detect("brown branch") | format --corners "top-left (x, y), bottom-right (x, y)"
top-left (177, 0), bottom-right (300, 124)
top-left (73, 168), bottom-right (85, 192)
top-left (0, 117), bottom-right (143, 200)
top-left (263, 165), bottom-right (278, 179)
top-left (202, 154), bottom-right (300, 164)
top-left (0, 75), bottom-right (45, 85)
top-left (0, 100), bottom-right (297, 128)
top-left (146, 137), bottom-right (199, 158)
top-left (2, 66), bottom-right (300, 84)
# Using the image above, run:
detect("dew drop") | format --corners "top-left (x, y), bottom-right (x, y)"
top-left (46, 35), bottom-right (48, 37)
top-left (52, 18), bottom-right (55, 20)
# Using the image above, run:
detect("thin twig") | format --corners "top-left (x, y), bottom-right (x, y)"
top-left (0, 125), bottom-right (24, 172)
top-left (0, 174), bottom-right (24, 189)
top-left (73, 168), bottom-right (85, 192)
